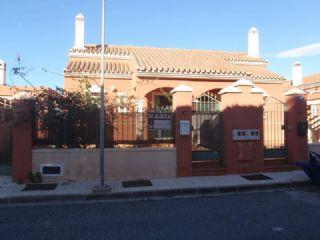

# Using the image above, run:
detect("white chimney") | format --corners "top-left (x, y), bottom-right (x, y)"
top-left (0, 60), bottom-right (6, 85)
top-left (74, 13), bottom-right (85, 49)
top-left (248, 27), bottom-right (260, 58)
top-left (292, 61), bottom-right (303, 86)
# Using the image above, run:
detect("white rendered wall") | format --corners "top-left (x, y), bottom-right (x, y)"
top-left (33, 148), bottom-right (177, 182)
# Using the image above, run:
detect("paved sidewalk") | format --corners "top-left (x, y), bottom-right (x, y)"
top-left (0, 170), bottom-right (312, 203)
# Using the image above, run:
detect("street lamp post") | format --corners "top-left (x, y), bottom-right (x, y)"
top-left (99, 0), bottom-right (106, 188)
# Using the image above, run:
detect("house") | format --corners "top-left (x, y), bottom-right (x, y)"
top-left (296, 69), bottom-right (320, 144)
top-left (6, 14), bottom-right (309, 183)
top-left (64, 14), bottom-right (287, 112)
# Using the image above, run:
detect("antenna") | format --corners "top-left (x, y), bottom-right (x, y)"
top-left (11, 55), bottom-right (36, 89)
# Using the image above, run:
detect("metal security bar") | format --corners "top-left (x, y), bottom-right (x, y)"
top-left (191, 111), bottom-right (221, 152)
top-left (34, 110), bottom-right (175, 148)
top-left (263, 101), bottom-right (286, 159)
top-left (307, 105), bottom-right (320, 143)
top-left (192, 92), bottom-right (220, 112)
top-left (263, 102), bottom-right (285, 149)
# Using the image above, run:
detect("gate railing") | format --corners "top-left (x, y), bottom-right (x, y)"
top-left (307, 112), bottom-right (320, 144)
top-left (263, 101), bottom-right (286, 158)
top-left (191, 111), bottom-right (222, 152)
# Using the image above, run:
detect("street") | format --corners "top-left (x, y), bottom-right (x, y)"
top-left (1, 189), bottom-right (320, 240)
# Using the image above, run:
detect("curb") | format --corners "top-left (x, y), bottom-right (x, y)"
top-left (0, 180), bottom-right (313, 205)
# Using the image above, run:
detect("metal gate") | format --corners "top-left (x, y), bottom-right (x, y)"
top-left (192, 93), bottom-right (222, 161)
top-left (0, 100), bottom-right (13, 175)
top-left (263, 100), bottom-right (286, 159)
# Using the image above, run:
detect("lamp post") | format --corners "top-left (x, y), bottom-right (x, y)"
top-left (99, 0), bottom-right (106, 188)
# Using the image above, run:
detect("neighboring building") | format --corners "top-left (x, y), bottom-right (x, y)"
top-left (0, 85), bottom-right (47, 100)
top-left (299, 72), bottom-right (320, 95)
top-left (64, 14), bottom-right (288, 112)
top-left (297, 71), bottom-right (320, 143)
top-left (0, 59), bottom-right (47, 100)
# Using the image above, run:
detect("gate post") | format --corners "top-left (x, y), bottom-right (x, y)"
top-left (171, 85), bottom-right (193, 177)
top-left (219, 79), bottom-right (265, 174)
top-left (12, 101), bottom-right (33, 182)
top-left (285, 88), bottom-right (308, 163)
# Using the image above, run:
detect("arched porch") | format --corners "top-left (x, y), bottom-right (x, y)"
top-left (192, 89), bottom-right (222, 112)
top-left (144, 87), bottom-right (173, 111)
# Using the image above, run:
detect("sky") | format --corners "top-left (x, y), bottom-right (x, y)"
top-left (0, 0), bottom-right (320, 88)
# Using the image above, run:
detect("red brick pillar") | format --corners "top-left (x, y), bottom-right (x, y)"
top-left (12, 101), bottom-right (33, 182)
top-left (171, 84), bottom-right (193, 177)
top-left (220, 79), bottom-right (265, 174)
top-left (285, 88), bottom-right (308, 163)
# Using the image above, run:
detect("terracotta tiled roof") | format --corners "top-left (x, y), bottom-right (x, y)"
top-left (65, 60), bottom-right (133, 75)
top-left (67, 45), bottom-right (285, 81)
top-left (301, 73), bottom-right (320, 86)
top-left (69, 45), bottom-right (131, 56)
top-left (246, 68), bottom-right (286, 81)
top-left (130, 47), bottom-right (247, 75)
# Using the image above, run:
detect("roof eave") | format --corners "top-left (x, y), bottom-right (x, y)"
top-left (64, 72), bottom-right (132, 79)
top-left (137, 71), bottom-right (248, 80)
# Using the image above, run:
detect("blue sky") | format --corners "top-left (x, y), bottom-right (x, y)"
top-left (1, 0), bottom-right (320, 88)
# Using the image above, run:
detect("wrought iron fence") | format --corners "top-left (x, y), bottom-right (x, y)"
top-left (308, 113), bottom-right (320, 144)
top-left (33, 110), bottom-right (175, 148)
top-left (263, 102), bottom-right (286, 149)
top-left (191, 110), bottom-right (221, 152)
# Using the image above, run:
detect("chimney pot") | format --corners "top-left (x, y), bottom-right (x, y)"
top-left (292, 61), bottom-right (303, 86)
top-left (0, 60), bottom-right (6, 85)
top-left (248, 27), bottom-right (260, 58)
top-left (74, 13), bottom-right (85, 49)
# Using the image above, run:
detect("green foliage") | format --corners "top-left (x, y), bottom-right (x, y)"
top-left (34, 77), bottom-right (100, 131)
top-left (28, 172), bottom-right (43, 184)
top-left (34, 172), bottom-right (42, 183)
top-left (28, 172), bottom-right (36, 183)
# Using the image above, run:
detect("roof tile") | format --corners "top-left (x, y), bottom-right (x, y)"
top-left (67, 45), bottom-right (285, 81)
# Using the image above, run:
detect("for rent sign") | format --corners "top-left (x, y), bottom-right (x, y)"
top-left (148, 112), bottom-right (172, 130)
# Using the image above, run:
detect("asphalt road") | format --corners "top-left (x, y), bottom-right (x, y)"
top-left (1, 189), bottom-right (320, 240)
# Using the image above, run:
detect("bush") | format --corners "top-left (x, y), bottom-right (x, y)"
top-left (28, 172), bottom-right (42, 184)
top-left (34, 172), bottom-right (42, 183)
top-left (28, 172), bottom-right (36, 183)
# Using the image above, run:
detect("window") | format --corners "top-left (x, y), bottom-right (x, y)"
top-left (153, 94), bottom-right (172, 111)
top-left (151, 94), bottom-right (173, 139)
top-left (311, 105), bottom-right (318, 117)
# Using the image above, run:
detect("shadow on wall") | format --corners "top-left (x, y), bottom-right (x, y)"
top-left (221, 105), bottom-right (265, 174)
top-left (285, 94), bottom-right (308, 162)
top-left (0, 108), bottom-right (12, 167)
